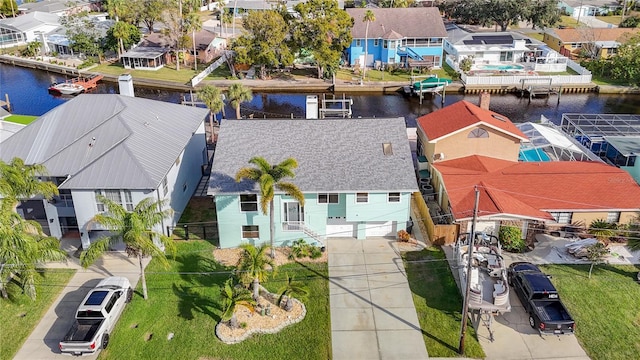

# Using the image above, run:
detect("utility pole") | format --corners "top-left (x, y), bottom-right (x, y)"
top-left (458, 185), bottom-right (480, 355)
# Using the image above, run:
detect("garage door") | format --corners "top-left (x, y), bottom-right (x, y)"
top-left (365, 221), bottom-right (396, 237)
top-left (326, 218), bottom-right (356, 238)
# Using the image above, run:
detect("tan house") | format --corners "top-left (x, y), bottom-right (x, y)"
top-left (431, 154), bottom-right (640, 240)
top-left (415, 97), bottom-right (528, 164)
top-left (543, 28), bottom-right (640, 59)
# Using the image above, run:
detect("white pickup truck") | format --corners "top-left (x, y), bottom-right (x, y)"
top-left (59, 277), bottom-right (132, 356)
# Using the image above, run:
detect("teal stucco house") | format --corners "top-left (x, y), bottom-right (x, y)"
top-left (208, 118), bottom-right (418, 249)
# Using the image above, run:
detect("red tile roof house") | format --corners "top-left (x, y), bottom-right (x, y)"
top-left (416, 97), bottom-right (529, 165)
top-left (431, 154), bottom-right (640, 244)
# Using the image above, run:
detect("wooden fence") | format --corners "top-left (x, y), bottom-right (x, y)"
top-left (412, 192), bottom-right (459, 246)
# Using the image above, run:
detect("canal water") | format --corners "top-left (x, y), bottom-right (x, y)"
top-left (2, 63), bottom-right (640, 127)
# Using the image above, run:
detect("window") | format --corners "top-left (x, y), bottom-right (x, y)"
top-left (318, 193), bottom-right (339, 204)
top-left (356, 39), bottom-right (361, 47)
top-left (388, 192), bottom-right (400, 202)
top-left (242, 225), bottom-right (259, 238)
top-left (104, 294), bottom-right (118, 314)
top-left (356, 193), bottom-right (368, 203)
top-left (240, 194), bottom-right (258, 212)
top-left (607, 212), bottom-right (620, 223)
top-left (383, 143), bottom-right (393, 155)
top-left (468, 128), bottom-right (489, 138)
top-left (383, 40), bottom-right (388, 49)
top-left (95, 191), bottom-right (105, 212)
top-left (550, 212), bottom-right (572, 224)
top-left (123, 190), bottom-right (133, 211)
top-left (374, 39), bottom-right (379, 46)
top-left (162, 177), bottom-right (168, 196)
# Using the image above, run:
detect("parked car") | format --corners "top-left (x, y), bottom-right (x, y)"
top-left (507, 262), bottom-right (575, 335)
top-left (59, 277), bottom-right (132, 356)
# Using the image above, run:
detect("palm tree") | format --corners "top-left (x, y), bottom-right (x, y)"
top-left (235, 157), bottom-right (305, 258)
top-left (362, 10), bottom-right (376, 82)
top-left (227, 83), bottom-right (252, 119)
top-left (236, 243), bottom-right (275, 300)
top-left (80, 196), bottom-right (175, 300)
top-left (277, 273), bottom-right (309, 311)
top-left (184, 12), bottom-right (202, 71)
top-left (0, 157), bottom-right (58, 212)
top-left (0, 205), bottom-right (67, 299)
top-left (589, 219), bottom-right (616, 243)
top-left (220, 277), bottom-right (255, 328)
top-left (198, 85), bottom-right (224, 143)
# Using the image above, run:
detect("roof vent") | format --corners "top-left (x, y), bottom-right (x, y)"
top-left (383, 143), bottom-right (393, 156)
top-left (492, 114), bottom-right (507, 122)
top-left (88, 137), bottom-right (96, 147)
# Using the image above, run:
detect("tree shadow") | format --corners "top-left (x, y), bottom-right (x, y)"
top-left (169, 250), bottom-right (233, 321)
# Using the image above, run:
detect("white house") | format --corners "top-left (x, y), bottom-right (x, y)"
top-left (0, 91), bottom-right (209, 249)
top-left (0, 12), bottom-right (60, 49)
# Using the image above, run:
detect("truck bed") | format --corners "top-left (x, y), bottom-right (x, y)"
top-left (63, 319), bottom-right (103, 342)
top-left (533, 300), bottom-right (572, 322)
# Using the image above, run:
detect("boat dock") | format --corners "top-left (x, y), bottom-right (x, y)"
top-left (519, 78), bottom-right (562, 103)
top-left (69, 74), bottom-right (104, 92)
top-left (403, 75), bottom-right (451, 105)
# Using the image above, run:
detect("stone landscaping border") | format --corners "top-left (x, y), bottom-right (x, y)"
top-left (215, 293), bottom-right (307, 344)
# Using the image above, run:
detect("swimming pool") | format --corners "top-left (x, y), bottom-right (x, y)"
top-left (474, 64), bottom-right (525, 71)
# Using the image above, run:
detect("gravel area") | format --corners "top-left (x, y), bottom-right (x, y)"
top-left (213, 246), bottom-right (327, 267)
top-left (216, 292), bottom-right (306, 344)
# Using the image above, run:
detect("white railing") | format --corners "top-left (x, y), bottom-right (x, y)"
top-left (567, 59), bottom-right (592, 75)
top-left (190, 50), bottom-right (232, 87)
top-left (461, 73), bottom-right (592, 85)
top-left (282, 220), bottom-right (326, 248)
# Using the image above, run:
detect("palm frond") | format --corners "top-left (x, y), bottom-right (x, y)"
top-left (235, 167), bottom-right (262, 182)
top-left (248, 157), bottom-right (272, 172)
top-left (627, 238), bottom-right (640, 252)
top-left (80, 236), bottom-right (116, 268)
top-left (276, 182), bottom-right (305, 205)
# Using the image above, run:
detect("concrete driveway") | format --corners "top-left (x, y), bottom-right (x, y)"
top-left (13, 250), bottom-right (145, 360)
top-left (328, 238), bottom-right (429, 360)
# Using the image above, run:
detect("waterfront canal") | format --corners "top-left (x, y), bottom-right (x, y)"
top-left (2, 63), bottom-right (640, 127)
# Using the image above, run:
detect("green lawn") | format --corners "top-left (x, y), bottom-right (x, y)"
top-left (0, 269), bottom-right (76, 360)
top-left (3, 114), bottom-right (38, 125)
top-left (542, 264), bottom-right (640, 360)
top-left (90, 60), bottom-right (235, 84)
top-left (403, 248), bottom-right (485, 358)
top-left (596, 15), bottom-right (622, 25)
top-left (99, 240), bottom-right (331, 359)
top-left (336, 63), bottom-right (457, 83)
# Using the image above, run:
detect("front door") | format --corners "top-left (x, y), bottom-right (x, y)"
top-left (284, 202), bottom-right (303, 222)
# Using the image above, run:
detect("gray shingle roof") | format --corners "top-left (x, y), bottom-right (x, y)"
top-left (347, 8), bottom-right (447, 39)
top-left (208, 118), bottom-right (418, 195)
top-left (0, 94), bottom-right (208, 190)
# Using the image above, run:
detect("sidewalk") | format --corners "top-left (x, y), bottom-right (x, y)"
top-left (13, 243), bottom-right (148, 360)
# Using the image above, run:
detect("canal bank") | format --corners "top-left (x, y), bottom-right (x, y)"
top-left (3, 54), bottom-right (639, 95)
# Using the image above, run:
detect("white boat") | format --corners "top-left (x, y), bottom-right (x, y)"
top-left (455, 232), bottom-right (511, 313)
top-left (48, 82), bottom-right (84, 95)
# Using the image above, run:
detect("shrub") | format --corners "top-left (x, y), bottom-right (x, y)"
top-left (459, 55), bottom-right (474, 72)
top-left (77, 59), bottom-right (96, 69)
top-left (620, 15), bottom-right (640, 28)
top-left (289, 239), bottom-right (323, 260)
top-left (499, 226), bottom-right (525, 252)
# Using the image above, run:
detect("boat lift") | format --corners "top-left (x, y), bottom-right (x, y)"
top-left (404, 75), bottom-right (448, 105)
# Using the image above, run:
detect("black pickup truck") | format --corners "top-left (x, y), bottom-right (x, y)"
top-left (507, 262), bottom-right (575, 335)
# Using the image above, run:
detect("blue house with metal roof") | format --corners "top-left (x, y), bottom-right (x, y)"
top-left (208, 118), bottom-right (418, 248)
top-left (345, 8), bottom-right (447, 69)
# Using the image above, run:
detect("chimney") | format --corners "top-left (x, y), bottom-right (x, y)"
top-left (118, 74), bottom-right (135, 97)
top-left (479, 91), bottom-right (490, 110)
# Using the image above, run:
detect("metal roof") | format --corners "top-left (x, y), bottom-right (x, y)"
top-left (121, 46), bottom-right (168, 59)
top-left (0, 94), bottom-right (208, 190)
top-left (0, 11), bottom-right (60, 32)
top-left (560, 113), bottom-right (640, 138)
top-left (208, 118), bottom-right (418, 195)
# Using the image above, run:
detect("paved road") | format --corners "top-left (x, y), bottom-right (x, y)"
top-left (13, 251), bottom-right (147, 360)
top-left (328, 238), bottom-right (429, 360)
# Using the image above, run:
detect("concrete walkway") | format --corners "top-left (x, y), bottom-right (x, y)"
top-left (13, 245), bottom-right (147, 360)
top-left (328, 238), bottom-right (429, 360)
